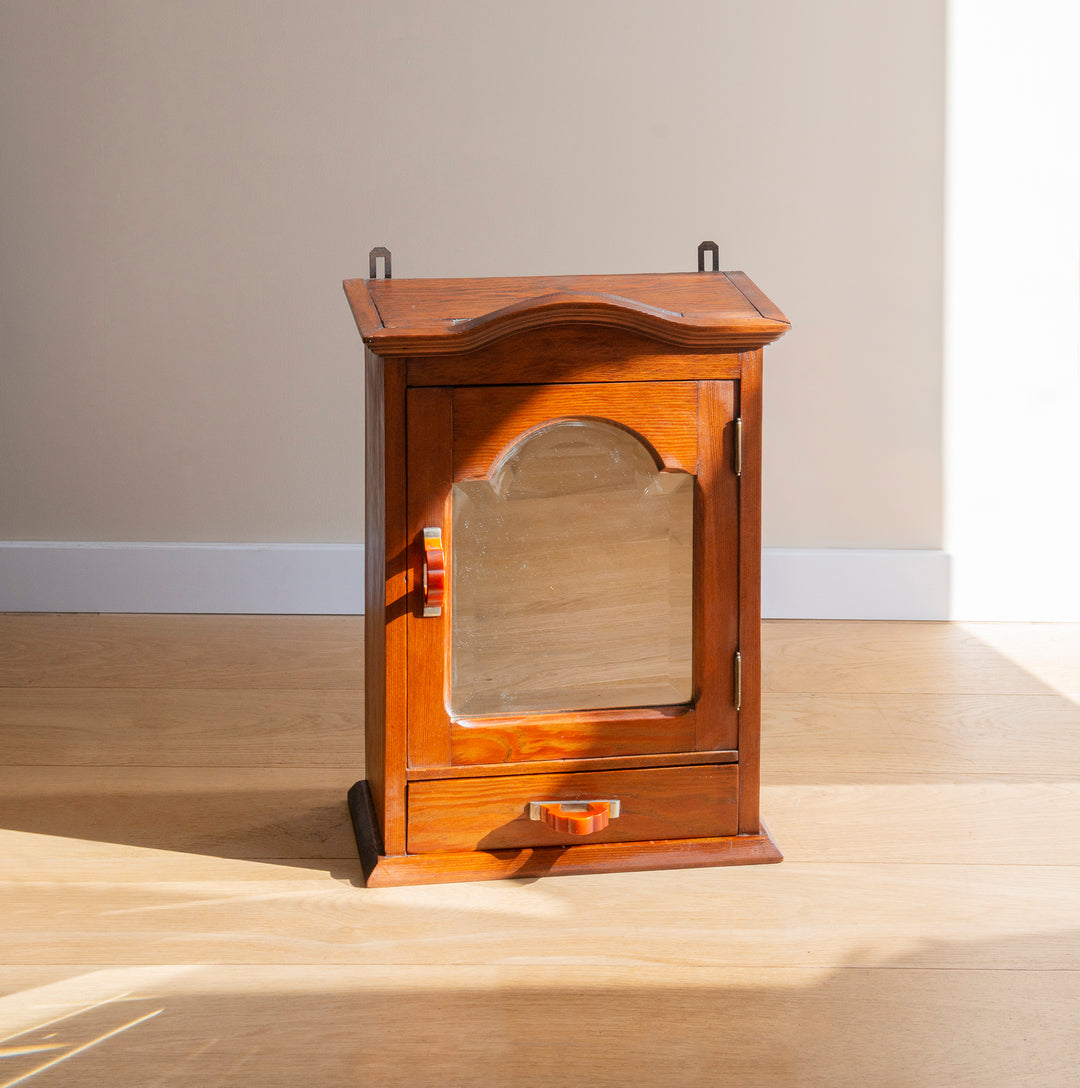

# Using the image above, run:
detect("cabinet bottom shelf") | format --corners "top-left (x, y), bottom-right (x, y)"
top-left (347, 779), bottom-right (782, 888)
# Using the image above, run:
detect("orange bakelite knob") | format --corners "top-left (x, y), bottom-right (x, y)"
top-left (422, 528), bottom-right (445, 616)
top-left (539, 801), bottom-right (611, 835)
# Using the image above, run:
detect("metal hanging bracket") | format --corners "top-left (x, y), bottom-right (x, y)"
top-left (697, 240), bottom-right (720, 272)
top-left (369, 246), bottom-right (392, 279)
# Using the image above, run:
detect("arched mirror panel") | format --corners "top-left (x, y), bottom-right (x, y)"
top-left (450, 419), bottom-right (694, 717)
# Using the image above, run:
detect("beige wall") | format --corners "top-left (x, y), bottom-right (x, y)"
top-left (0, 1), bottom-right (944, 548)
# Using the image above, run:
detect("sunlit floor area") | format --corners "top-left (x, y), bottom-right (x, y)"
top-left (1, 615), bottom-right (1077, 1086)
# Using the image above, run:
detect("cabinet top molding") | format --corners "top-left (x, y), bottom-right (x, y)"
top-left (343, 270), bottom-right (789, 357)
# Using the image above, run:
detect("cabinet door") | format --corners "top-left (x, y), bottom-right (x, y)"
top-left (406, 381), bottom-right (738, 769)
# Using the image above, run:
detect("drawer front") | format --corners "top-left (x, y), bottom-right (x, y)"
top-left (407, 763), bottom-right (738, 854)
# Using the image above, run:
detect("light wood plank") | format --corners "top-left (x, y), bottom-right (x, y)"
top-left (0, 689), bottom-right (362, 766)
top-left (763, 691), bottom-right (1080, 778)
top-left (762, 692), bottom-right (911, 776)
top-left (0, 615), bottom-right (364, 690)
top-left (8, 687), bottom-right (1073, 777)
top-left (3, 769), bottom-right (1071, 870)
top-left (0, 852), bottom-right (357, 882)
top-left (873, 691), bottom-right (1080, 775)
top-left (0, 767), bottom-right (359, 861)
top-left (763, 620), bottom-right (1054, 694)
top-left (960, 621), bottom-right (1080, 693)
top-left (0, 964), bottom-right (1074, 1088)
top-left (762, 776), bottom-right (1080, 863)
top-left (1, 864), bottom-right (1076, 968)
top-left (0, 615), bottom-right (1077, 1086)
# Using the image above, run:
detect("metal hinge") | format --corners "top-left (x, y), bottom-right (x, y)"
top-left (735, 417), bottom-right (743, 476)
top-left (734, 650), bottom-right (742, 711)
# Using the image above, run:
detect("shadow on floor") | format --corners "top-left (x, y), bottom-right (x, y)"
top-left (0, 929), bottom-right (1074, 1087)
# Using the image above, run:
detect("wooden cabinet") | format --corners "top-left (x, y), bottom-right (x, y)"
top-left (344, 252), bottom-right (788, 886)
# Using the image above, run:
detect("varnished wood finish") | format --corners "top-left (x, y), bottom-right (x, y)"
top-left (407, 749), bottom-right (739, 781)
top-left (725, 269), bottom-right (789, 325)
top-left (736, 349), bottom-right (764, 834)
top-left (693, 380), bottom-right (739, 752)
top-left (404, 387), bottom-right (453, 769)
top-left (366, 353), bottom-right (408, 854)
top-left (366, 273), bottom-right (769, 330)
top-left (406, 380), bottom-right (729, 775)
top-left (352, 268), bottom-right (787, 883)
top-left (451, 381), bottom-right (699, 477)
top-left (344, 272), bottom-right (789, 356)
top-left (2, 616), bottom-right (1078, 1085)
top-left (342, 277), bottom-right (383, 337)
top-left (406, 764), bottom-right (739, 853)
top-left (450, 707), bottom-right (696, 765)
top-left (363, 826), bottom-right (780, 887)
top-left (363, 352), bottom-right (388, 827)
top-left (406, 326), bottom-right (743, 386)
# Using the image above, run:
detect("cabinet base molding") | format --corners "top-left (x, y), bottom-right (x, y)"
top-left (348, 780), bottom-right (782, 888)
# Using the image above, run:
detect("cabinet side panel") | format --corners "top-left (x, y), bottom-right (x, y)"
top-left (364, 351), bottom-right (387, 823)
top-left (694, 381), bottom-right (739, 751)
top-left (366, 351), bottom-right (408, 854)
top-left (737, 351), bottom-right (763, 834)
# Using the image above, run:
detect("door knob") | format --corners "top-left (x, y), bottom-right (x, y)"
top-left (422, 527), bottom-right (445, 617)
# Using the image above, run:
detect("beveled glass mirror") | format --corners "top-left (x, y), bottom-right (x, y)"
top-left (450, 419), bottom-right (694, 717)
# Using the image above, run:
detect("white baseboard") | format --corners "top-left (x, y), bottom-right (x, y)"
top-left (0, 542), bottom-right (949, 619)
top-left (762, 548), bottom-right (951, 620)
top-left (0, 542), bottom-right (365, 614)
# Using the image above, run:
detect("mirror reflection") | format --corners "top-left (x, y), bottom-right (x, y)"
top-left (450, 419), bottom-right (694, 717)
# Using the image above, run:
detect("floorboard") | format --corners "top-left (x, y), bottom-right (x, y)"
top-left (0, 965), bottom-right (1076, 1088)
top-left (1, 616), bottom-right (1076, 1085)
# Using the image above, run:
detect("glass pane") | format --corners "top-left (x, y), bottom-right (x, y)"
top-left (450, 419), bottom-right (693, 717)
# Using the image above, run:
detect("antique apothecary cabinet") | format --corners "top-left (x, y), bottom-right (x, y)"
top-left (344, 244), bottom-right (788, 886)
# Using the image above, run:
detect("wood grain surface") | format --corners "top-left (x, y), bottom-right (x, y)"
top-left (2, 964), bottom-right (1074, 1088)
top-left (449, 708), bottom-right (697, 765)
top-left (345, 271), bottom-right (790, 356)
top-left (762, 619), bottom-right (1063, 694)
top-left (365, 353), bottom-right (408, 854)
top-left (693, 379), bottom-right (739, 752)
top-left (404, 326), bottom-right (744, 387)
top-left (404, 387), bottom-right (453, 769)
top-left (1, 616), bottom-right (1077, 1085)
top-left (406, 764), bottom-right (739, 853)
top-left (736, 350), bottom-right (764, 834)
top-left (451, 381), bottom-right (700, 476)
top-left (1, 861), bottom-right (1075, 966)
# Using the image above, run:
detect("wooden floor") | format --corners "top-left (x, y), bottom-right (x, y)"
top-left (1, 615), bottom-right (1077, 1086)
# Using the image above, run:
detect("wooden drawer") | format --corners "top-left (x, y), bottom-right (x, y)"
top-left (407, 763), bottom-right (738, 854)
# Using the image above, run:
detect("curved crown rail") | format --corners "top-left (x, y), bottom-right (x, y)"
top-left (361, 289), bottom-right (789, 356)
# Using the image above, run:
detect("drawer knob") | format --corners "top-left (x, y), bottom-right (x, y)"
top-left (529, 800), bottom-right (618, 835)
